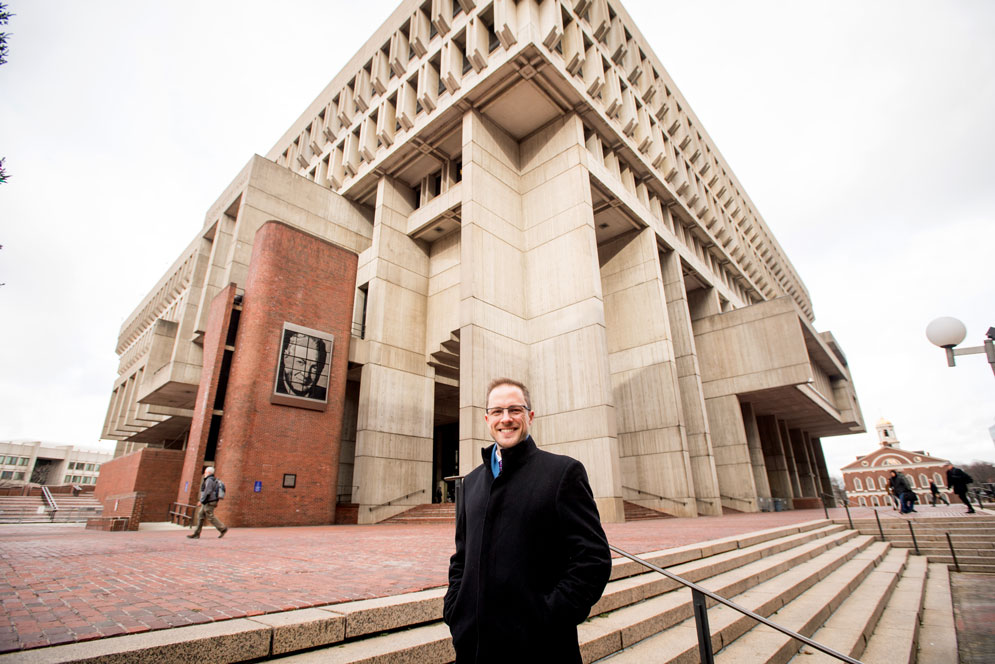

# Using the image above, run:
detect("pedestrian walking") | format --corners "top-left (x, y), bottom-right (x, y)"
top-left (187, 466), bottom-right (229, 538)
top-left (945, 464), bottom-right (976, 514)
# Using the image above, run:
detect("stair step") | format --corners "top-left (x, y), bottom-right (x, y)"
top-left (788, 549), bottom-right (917, 663)
top-left (710, 541), bottom-right (891, 663)
top-left (593, 536), bottom-right (881, 663)
top-left (271, 622), bottom-right (454, 663)
top-left (855, 554), bottom-right (928, 664)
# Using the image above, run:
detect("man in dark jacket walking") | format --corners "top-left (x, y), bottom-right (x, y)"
top-left (187, 466), bottom-right (229, 538)
top-left (945, 464), bottom-right (976, 513)
top-left (888, 470), bottom-right (915, 514)
top-left (444, 378), bottom-right (611, 663)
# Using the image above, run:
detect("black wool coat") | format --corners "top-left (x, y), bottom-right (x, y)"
top-left (444, 437), bottom-right (611, 664)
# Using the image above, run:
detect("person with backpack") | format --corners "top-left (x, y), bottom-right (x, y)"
top-left (187, 466), bottom-right (229, 538)
top-left (945, 464), bottom-right (976, 514)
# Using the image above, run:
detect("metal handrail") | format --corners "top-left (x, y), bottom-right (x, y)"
top-left (622, 485), bottom-right (688, 506)
top-left (825, 497), bottom-right (967, 572)
top-left (41, 486), bottom-right (58, 511)
top-left (169, 502), bottom-right (197, 526)
top-left (719, 494), bottom-right (754, 505)
top-left (368, 488), bottom-right (426, 512)
top-left (610, 544), bottom-right (862, 663)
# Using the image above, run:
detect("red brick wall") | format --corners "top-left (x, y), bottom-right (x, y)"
top-left (93, 448), bottom-right (184, 522)
top-left (215, 221), bottom-right (357, 527)
top-left (177, 284), bottom-right (238, 507)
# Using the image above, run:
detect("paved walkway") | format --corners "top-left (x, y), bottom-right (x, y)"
top-left (0, 510), bottom-right (834, 653)
top-left (0, 506), bottom-right (989, 655)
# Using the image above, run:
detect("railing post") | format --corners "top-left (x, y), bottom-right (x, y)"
top-left (691, 588), bottom-right (715, 664)
top-left (455, 476), bottom-right (463, 520)
top-left (844, 501), bottom-right (853, 530)
top-left (874, 509), bottom-right (885, 542)
top-left (821, 495), bottom-right (829, 520)
top-left (907, 521), bottom-right (920, 555)
top-left (945, 532), bottom-right (961, 572)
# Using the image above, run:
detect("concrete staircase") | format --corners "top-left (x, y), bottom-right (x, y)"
top-left (0, 494), bottom-right (102, 523)
top-left (834, 515), bottom-right (995, 574)
top-left (381, 503), bottom-right (456, 524)
top-left (7, 519), bottom-right (957, 663)
top-left (623, 501), bottom-right (673, 521)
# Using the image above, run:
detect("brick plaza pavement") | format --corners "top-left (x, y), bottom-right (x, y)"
top-left (0, 506), bottom-right (985, 654)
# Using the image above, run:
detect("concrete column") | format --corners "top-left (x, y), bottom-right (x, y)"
top-left (354, 177), bottom-right (434, 523)
top-left (520, 114), bottom-right (623, 522)
top-left (458, 110), bottom-right (531, 476)
top-left (789, 428), bottom-right (817, 497)
top-left (756, 414), bottom-right (794, 502)
top-left (705, 394), bottom-right (758, 511)
top-left (459, 111), bottom-right (623, 522)
top-left (810, 437), bottom-right (834, 500)
top-left (601, 228), bottom-right (696, 517)
top-left (660, 250), bottom-right (721, 515)
top-left (779, 419), bottom-right (803, 498)
top-left (741, 402), bottom-right (771, 499)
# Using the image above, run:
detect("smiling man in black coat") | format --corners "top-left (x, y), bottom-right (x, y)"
top-left (444, 378), bottom-right (611, 663)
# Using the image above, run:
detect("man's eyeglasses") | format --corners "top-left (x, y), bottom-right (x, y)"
top-left (485, 405), bottom-right (530, 417)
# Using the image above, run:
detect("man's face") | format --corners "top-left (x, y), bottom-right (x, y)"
top-left (282, 334), bottom-right (321, 395)
top-left (485, 384), bottom-right (534, 449)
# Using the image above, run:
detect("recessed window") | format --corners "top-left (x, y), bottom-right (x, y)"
top-left (283, 474), bottom-right (297, 489)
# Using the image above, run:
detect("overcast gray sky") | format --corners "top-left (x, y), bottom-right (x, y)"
top-left (1, 1), bottom-right (993, 477)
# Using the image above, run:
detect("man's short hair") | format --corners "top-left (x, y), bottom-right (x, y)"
top-left (205, 466), bottom-right (215, 475)
top-left (486, 377), bottom-right (531, 410)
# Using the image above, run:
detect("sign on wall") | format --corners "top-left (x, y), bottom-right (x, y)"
top-left (270, 322), bottom-right (334, 411)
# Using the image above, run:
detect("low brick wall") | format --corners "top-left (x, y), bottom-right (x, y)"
top-left (97, 492), bottom-right (146, 531)
top-left (85, 517), bottom-right (129, 532)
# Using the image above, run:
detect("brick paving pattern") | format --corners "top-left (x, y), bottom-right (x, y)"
top-left (0, 507), bottom-right (986, 653)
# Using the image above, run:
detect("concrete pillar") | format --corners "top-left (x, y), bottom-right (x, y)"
top-left (520, 113), bottom-right (623, 522)
top-left (601, 228), bottom-right (696, 517)
top-left (458, 110), bottom-right (531, 476)
top-left (741, 402), bottom-right (771, 499)
top-left (459, 110), bottom-right (624, 522)
top-left (660, 250), bottom-right (721, 515)
top-left (705, 394), bottom-right (758, 511)
top-left (756, 414), bottom-right (794, 503)
top-left (789, 428), bottom-right (817, 497)
top-left (354, 177), bottom-right (434, 523)
top-left (779, 419), bottom-right (803, 498)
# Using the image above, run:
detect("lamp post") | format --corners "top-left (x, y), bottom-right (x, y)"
top-left (925, 317), bottom-right (995, 378)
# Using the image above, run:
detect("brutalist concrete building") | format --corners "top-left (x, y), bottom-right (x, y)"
top-left (99, 0), bottom-right (864, 526)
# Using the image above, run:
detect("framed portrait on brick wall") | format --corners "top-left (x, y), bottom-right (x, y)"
top-left (271, 323), bottom-right (334, 411)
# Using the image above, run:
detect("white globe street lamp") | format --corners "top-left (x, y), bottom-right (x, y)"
top-left (925, 316), bottom-right (995, 377)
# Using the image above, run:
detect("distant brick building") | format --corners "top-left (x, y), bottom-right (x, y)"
top-left (840, 419), bottom-right (951, 507)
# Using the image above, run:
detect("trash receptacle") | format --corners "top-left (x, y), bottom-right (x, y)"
top-left (773, 498), bottom-right (785, 512)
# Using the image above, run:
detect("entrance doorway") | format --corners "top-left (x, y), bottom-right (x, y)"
top-left (432, 381), bottom-right (459, 503)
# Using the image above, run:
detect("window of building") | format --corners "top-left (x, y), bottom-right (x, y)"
top-left (13, 472), bottom-right (23, 480)
top-left (919, 474), bottom-right (929, 488)
top-left (18, 457), bottom-right (27, 465)
top-left (871, 496), bottom-right (879, 506)
top-left (878, 476), bottom-right (887, 490)
top-left (854, 477), bottom-right (863, 491)
top-left (858, 497), bottom-right (866, 506)
top-left (907, 475), bottom-right (917, 488)
top-left (0, 471), bottom-right (11, 479)
top-left (934, 472), bottom-right (944, 487)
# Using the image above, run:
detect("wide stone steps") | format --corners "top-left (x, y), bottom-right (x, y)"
top-left (0, 495), bottom-right (102, 523)
top-left (380, 503), bottom-right (456, 524)
top-left (835, 516), bottom-right (995, 573)
top-left (3, 520), bottom-right (954, 663)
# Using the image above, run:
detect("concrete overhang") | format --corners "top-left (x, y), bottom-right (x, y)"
top-left (693, 297), bottom-right (864, 437)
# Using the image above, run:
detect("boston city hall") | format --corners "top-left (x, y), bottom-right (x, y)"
top-left (99, 0), bottom-right (865, 528)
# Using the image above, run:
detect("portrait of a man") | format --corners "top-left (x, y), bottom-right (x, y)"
top-left (271, 324), bottom-right (334, 409)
